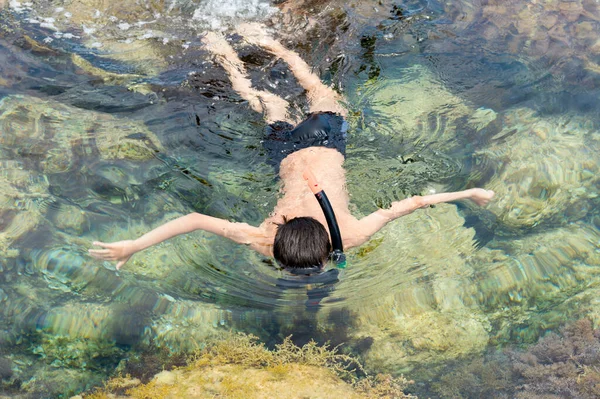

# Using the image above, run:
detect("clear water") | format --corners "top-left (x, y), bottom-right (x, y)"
top-left (1, 0), bottom-right (600, 397)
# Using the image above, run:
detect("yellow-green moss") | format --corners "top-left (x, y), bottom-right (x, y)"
top-left (71, 54), bottom-right (143, 85)
top-left (356, 237), bottom-right (384, 258)
top-left (84, 333), bottom-right (416, 399)
top-left (355, 374), bottom-right (417, 399)
top-left (207, 334), bottom-right (356, 367)
top-left (126, 379), bottom-right (174, 399)
top-left (80, 393), bottom-right (112, 399)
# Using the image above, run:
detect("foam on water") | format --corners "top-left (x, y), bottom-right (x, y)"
top-left (192, 0), bottom-right (277, 30)
top-left (12, 0), bottom-right (277, 46)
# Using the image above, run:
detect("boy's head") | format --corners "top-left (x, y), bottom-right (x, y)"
top-left (274, 216), bottom-right (331, 272)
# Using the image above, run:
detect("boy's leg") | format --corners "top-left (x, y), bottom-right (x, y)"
top-left (237, 23), bottom-right (347, 116)
top-left (202, 32), bottom-right (294, 124)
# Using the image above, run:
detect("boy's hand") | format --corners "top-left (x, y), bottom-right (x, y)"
top-left (468, 188), bottom-right (495, 206)
top-left (88, 240), bottom-right (135, 270)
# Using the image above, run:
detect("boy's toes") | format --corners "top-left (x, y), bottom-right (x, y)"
top-left (237, 22), bottom-right (275, 47)
top-left (237, 22), bottom-right (265, 37)
top-left (202, 31), bottom-right (228, 52)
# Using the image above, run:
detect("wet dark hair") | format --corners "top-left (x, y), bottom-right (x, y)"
top-left (273, 216), bottom-right (331, 270)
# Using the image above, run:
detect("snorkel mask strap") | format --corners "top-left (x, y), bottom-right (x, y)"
top-left (283, 264), bottom-right (324, 276)
top-left (303, 169), bottom-right (346, 269)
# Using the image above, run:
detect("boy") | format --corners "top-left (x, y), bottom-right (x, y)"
top-left (89, 24), bottom-right (494, 273)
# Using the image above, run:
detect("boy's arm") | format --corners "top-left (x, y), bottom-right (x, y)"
top-left (89, 213), bottom-right (264, 269)
top-left (346, 188), bottom-right (494, 249)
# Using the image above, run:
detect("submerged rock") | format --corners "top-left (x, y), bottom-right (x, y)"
top-left (71, 54), bottom-right (141, 85)
top-left (83, 333), bottom-right (416, 399)
top-left (347, 65), bottom-right (498, 211)
top-left (0, 95), bottom-right (163, 167)
top-left (441, 0), bottom-right (600, 90)
top-left (356, 64), bottom-right (484, 150)
top-left (0, 162), bottom-right (48, 258)
top-left (314, 206), bottom-right (600, 375)
top-left (315, 205), bottom-right (491, 375)
top-left (468, 221), bottom-right (600, 343)
top-left (0, 357), bottom-right (13, 380)
top-left (473, 107), bottom-right (600, 231)
top-left (0, 94), bottom-right (163, 256)
top-left (359, 309), bottom-right (488, 374)
top-left (50, 203), bottom-right (87, 235)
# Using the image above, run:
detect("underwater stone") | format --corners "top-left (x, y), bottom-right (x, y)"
top-left (33, 333), bottom-right (123, 371)
top-left (20, 366), bottom-right (105, 398)
top-left (467, 107), bottom-right (498, 131)
top-left (322, 205), bottom-right (489, 374)
top-left (468, 221), bottom-right (600, 343)
top-left (149, 300), bottom-right (231, 352)
top-left (0, 161), bottom-right (49, 257)
top-left (356, 64), bottom-right (476, 151)
top-left (32, 302), bottom-right (115, 340)
top-left (473, 107), bottom-right (600, 231)
top-left (362, 310), bottom-right (488, 375)
top-left (0, 357), bottom-right (13, 380)
top-left (88, 333), bottom-right (415, 398)
top-left (443, 0), bottom-right (600, 83)
top-left (71, 54), bottom-right (142, 85)
top-left (51, 204), bottom-right (87, 235)
top-left (345, 149), bottom-right (464, 214)
top-left (0, 95), bottom-right (163, 166)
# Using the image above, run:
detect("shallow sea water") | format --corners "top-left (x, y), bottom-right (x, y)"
top-left (1, 0), bottom-right (600, 397)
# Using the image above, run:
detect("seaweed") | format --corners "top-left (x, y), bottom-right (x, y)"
top-left (355, 374), bottom-right (418, 399)
top-left (83, 332), bottom-right (416, 399)
top-left (510, 319), bottom-right (600, 399)
top-left (191, 333), bottom-right (363, 380)
top-left (428, 319), bottom-right (600, 399)
top-left (119, 344), bottom-right (188, 384)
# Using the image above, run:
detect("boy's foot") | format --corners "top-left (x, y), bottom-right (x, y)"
top-left (237, 22), bottom-right (283, 53)
top-left (202, 31), bottom-right (245, 67)
top-left (469, 188), bottom-right (495, 206)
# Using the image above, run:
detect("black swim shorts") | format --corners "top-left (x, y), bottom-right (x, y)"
top-left (263, 112), bottom-right (348, 170)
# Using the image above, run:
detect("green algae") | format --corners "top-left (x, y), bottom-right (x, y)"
top-left (31, 333), bottom-right (124, 371)
top-left (83, 333), bottom-right (416, 399)
top-left (71, 54), bottom-right (144, 86)
top-left (356, 237), bottom-right (384, 258)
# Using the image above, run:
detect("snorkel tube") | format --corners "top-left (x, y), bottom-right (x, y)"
top-left (303, 169), bottom-right (346, 268)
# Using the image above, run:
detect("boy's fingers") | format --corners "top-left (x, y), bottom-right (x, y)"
top-left (89, 249), bottom-right (110, 255)
top-left (116, 261), bottom-right (125, 270)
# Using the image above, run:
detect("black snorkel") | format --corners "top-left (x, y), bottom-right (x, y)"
top-left (303, 169), bottom-right (346, 268)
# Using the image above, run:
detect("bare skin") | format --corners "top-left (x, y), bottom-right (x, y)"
top-left (201, 31), bottom-right (292, 124)
top-left (89, 24), bottom-right (494, 270)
